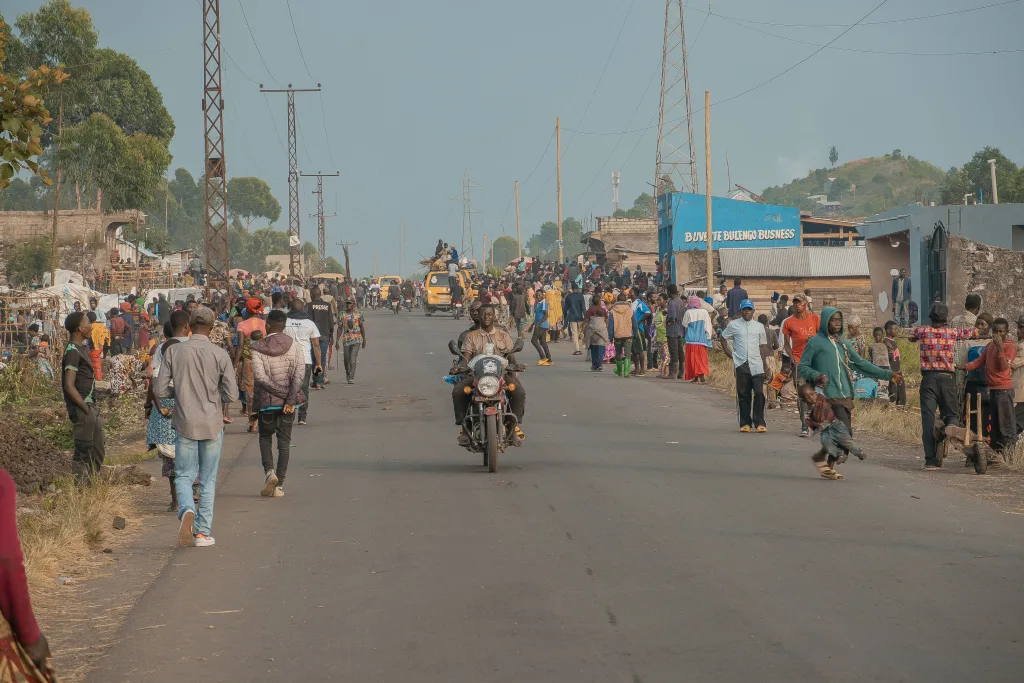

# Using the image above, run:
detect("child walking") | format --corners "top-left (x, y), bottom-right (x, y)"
top-left (883, 321), bottom-right (907, 408)
top-left (799, 383), bottom-right (864, 480)
top-left (868, 327), bottom-right (891, 401)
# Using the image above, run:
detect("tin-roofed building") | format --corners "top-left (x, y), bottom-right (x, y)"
top-left (718, 246), bottom-right (874, 323)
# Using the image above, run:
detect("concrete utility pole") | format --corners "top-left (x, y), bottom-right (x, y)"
top-left (515, 180), bottom-right (523, 260)
top-left (988, 159), bottom-right (999, 204)
top-left (261, 83), bottom-right (321, 278)
top-left (612, 170), bottom-right (621, 212)
top-left (301, 171), bottom-right (339, 273)
top-left (202, 0), bottom-right (229, 296)
top-left (704, 91), bottom-right (713, 296)
top-left (556, 116), bottom-right (563, 262)
top-left (399, 219), bottom-right (405, 278)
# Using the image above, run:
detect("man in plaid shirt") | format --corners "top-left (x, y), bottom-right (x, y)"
top-left (910, 302), bottom-right (976, 470)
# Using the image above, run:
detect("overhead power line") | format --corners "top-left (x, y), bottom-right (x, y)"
top-left (711, 10), bottom-right (1024, 56)
top-left (285, 0), bottom-right (317, 82)
top-left (237, 0), bottom-right (282, 86)
top-left (689, 0), bottom-right (1020, 29)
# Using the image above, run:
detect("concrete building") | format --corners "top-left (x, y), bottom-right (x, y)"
top-left (718, 247), bottom-right (874, 323)
top-left (856, 203), bottom-right (1024, 326)
top-left (583, 216), bottom-right (658, 272)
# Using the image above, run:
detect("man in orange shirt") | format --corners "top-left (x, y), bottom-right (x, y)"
top-left (782, 294), bottom-right (820, 437)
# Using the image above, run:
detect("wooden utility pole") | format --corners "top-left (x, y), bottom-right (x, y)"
top-left (515, 180), bottom-right (522, 260)
top-left (704, 91), bottom-right (713, 295)
top-left (483, 233), bottom-right (488, 271)
top-left (556, 117), bottom-right (563, 262)
top-left (49, 90), bottom-right (64, 286)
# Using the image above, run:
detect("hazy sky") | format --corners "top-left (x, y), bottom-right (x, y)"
top-left (7, 0), bottom-right (1024, 273)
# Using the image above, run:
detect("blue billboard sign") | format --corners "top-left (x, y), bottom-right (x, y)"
top-left (660, 192), bottom-right (801, 252)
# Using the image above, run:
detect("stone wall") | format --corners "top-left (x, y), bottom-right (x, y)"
top-left (947, 235), bottom-right (1024, 324)
top-left (0, 209), bottom-right (138, 245)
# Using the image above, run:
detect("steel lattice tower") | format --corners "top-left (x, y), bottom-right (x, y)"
top-left (301, 171), bottom-right (338, 275)
top-left (202, 0), bottom-right (229, 294)
top-left (262, 83), bottom-right (321, 278)
top-left (654, 0), bottom-right (698, 198)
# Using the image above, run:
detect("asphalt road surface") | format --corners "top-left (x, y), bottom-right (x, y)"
top-left (90, 309), bottom-right (1024, 682)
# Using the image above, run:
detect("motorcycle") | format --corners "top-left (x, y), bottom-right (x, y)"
top-left (453, 301), bottom-right (464, 320)
top-left (447, 337), bottom-right (525, 473)
top-left (404, 296), bottom-right (413, 312)
top-left (390, 297), bottom-right (401, 314)
top-left (370, 291), bottom-right (380, 310)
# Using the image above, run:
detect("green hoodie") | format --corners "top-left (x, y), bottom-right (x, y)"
top-left (798, 306), bottom-right (894, 400)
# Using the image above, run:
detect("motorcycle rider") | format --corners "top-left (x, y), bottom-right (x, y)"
top-left (450, 278), bottom-right (465, 316)
top-left (368, 281), bottom-right (381, 308)
top-left (401, 280), bottom-right (415, 310)
top-left (387, 282), bottom-right (402, 312)
top-left (457, 300), bottom-right (484, 350)
top-left (451, 302), bottom-right (526, 446)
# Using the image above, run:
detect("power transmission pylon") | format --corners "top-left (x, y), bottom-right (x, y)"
top-left (301, 171), bottom-right (339, 274)
top-left (260, 83), bottom-right (321, 278)
top-left (450, 170), bottom-right (481, 261)
top-left (654, 0), bottom-right (699, 199)
top-left (202, 0), bottom-right (229, 296)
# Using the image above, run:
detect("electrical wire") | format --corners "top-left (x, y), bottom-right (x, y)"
top-left (522, 0), bottom-right (637, 214)
top-left (689, 0), bottom-right (1020, 29)
top-left (317, 93), bottom-right (339, 171)
top-left (711, 10), bottom-right (1024, 56)
top-left (236, 0), bottom-right (282, 86)
top-left (495, 128), bottom-right (556, 233)
top-left (262, 94), bottom-right (286, 152)
top-left (285, 0), bottom-right (317, 83)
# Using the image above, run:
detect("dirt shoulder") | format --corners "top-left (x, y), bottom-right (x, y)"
top-left (35, 429), bottom-right (253, 683)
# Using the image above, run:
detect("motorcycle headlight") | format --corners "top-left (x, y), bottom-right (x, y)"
top-left (476, 375), bottom-right (500, 397)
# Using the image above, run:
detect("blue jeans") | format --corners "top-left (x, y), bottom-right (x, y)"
top-left (312, 338), bottom-right (331, 387)
top-left (174, 431), bottom-right (223, 537)
top-left (590, 345), bottom-right (606, 370)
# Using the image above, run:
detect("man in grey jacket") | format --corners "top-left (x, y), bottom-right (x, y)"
top-left (154, 306), bottom-right (238, 548)
top-left (251, 310), bottom-right (306, 498)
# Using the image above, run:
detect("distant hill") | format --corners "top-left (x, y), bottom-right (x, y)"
top-left (760, 151), bottom-right (946, 218)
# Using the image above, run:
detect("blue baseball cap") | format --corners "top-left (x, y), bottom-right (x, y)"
top-left (740, 299), bottom-right (755, 310)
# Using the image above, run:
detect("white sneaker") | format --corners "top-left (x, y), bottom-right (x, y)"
top-left (261, 470), bottom-right (278, 497)
top-left (272, 486), bottom-right (285, 498)
top-left (194, 534), bottom-right (216, 547)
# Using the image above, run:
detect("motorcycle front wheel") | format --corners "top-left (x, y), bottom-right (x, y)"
top-left (485, 413), bottom-right (498, 473)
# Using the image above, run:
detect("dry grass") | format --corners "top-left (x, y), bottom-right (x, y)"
top-left (18, 478), bottom-right (141, 594)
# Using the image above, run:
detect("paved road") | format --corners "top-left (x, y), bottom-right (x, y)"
top-left (90, 309), bottom-right (1024, 682)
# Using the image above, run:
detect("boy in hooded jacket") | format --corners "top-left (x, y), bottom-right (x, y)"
top-left (798, 306), bottom-right (903, 477)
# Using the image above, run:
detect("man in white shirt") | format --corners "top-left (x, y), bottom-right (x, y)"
top-left (719, 299), bottom-right (770, 433)
top-left (284, 298), bottom-right (322, 426)
top-left (447, 260), bottom-right (459, 290)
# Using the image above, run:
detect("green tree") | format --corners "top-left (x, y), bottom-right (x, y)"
top-left (1004, 167), bottom-right (1024, 204)
top-left (491, 235), bottom-right (519, 265)
top-left (83, 48), bottom-right (174, 142)
top-left (57, 113), bottom-right (172, 211)
top-left (625, 192), bottom-right (655, 218)
top-left (829, 145), bottom-right (839, 167)
top-left (656, 174), bottom-right (677, 197)
top-left (827, 177), bottom-right (852, 201)
top-left (959, 146), bottom-right (1018, 204)
top-left (324, 256), bottom-right (344, 274)
top-left (4, 236), bottom-right (51, 286)
top-left (890, 149), bottom-right (903, 160)
top-left (939, 166), bottom-right (971, 205)
top-left (11, 1), bottom-right (98, 141)
top-left (0, 16), bottom-right (68, 188)
top-left (227, 176), bottom-right (281, 230)
top-left (526, 217), bottom-right (585, 261)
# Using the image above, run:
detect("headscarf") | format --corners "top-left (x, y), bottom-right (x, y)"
top-left (687, 295), bottom-right (701, 309)
top-left (246, 298), bottom-right (264, 314)
top-left (120, 302), bottom-right (132, 312)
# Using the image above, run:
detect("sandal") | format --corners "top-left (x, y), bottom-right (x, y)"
top-left (814, 460), bottom-right (844, 480)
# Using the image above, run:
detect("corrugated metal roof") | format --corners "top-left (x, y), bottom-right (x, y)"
top-left (719, 246), bottom-right (869, 278)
